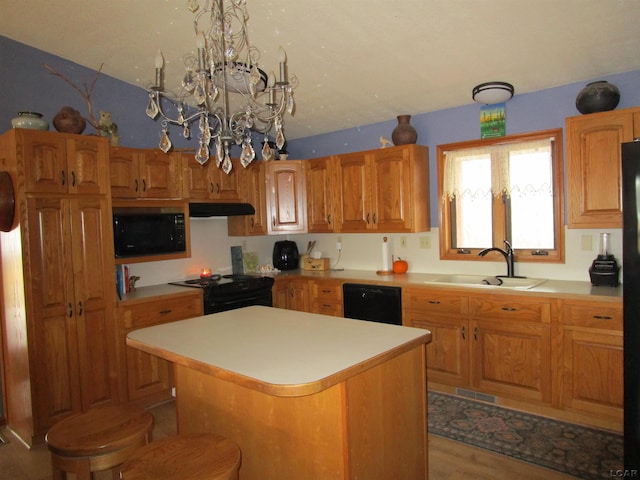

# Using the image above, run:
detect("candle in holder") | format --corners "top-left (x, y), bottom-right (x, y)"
top-left (200, 268), bottom-right (212, 278)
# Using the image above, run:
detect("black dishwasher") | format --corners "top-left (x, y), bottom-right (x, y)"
top-left (342, 284), bottom-right (402, 325)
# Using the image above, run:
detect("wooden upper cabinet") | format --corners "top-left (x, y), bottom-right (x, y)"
top-left (336, 151), bottom-right (369, 232)
top-left (182, 154), bottom-right (241, 201)
top-left (266, 161), bottom-right (307, 234)
top-left (14, 129), bottom-right (109, 195)
top-left (110, 146), bottom-right (182, 199)
top-left (306, 156), bottom-right (338, 233)
top-left (566, 106), bottom-right (640, 228)
top-left (335, 144), bottom-right (430, 233)
top-left (227, 160), bottom-right (267, 236)
top-left (371, 145), bottom-right (429, 232)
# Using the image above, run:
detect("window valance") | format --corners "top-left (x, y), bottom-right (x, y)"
top-left (442, 138), bottom-right (553, 201)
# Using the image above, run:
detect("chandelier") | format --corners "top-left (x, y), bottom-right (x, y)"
top-left (145, 0), bottom-right (297, 173)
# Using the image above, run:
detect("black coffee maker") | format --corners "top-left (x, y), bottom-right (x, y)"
top-left (589, 233), bottom-right (620, 286)
top-left (273, 240), bottom-right (299, 270)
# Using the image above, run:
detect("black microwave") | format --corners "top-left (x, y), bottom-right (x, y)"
top-left (113, 210), bottom-right (186, 258)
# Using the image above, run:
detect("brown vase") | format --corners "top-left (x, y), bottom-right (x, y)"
top-left (53, 106), bottom-right (87, 134)
top-left (391, 115), bottom-right (418, 146)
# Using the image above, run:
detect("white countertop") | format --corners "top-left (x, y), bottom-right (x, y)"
top-left (127, 306), bottom-right (430, 396)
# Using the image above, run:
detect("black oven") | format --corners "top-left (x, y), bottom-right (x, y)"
top-left (170, 275), bottom-right (274, 315)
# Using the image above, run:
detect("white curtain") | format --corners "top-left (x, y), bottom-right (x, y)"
top-left (442, 138), bottom-right (553, 201)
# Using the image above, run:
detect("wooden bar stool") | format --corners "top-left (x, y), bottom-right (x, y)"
top-left (120, 433), bottom-right (241, 480)
top-left (45, 404), bottom-right (154, 480)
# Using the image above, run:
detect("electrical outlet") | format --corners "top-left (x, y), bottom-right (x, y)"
top-left (400, 236), bottom-right (408, 248)
top-left (419, 236), bottom-right (431, 249)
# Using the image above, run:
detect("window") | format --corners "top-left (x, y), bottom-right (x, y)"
top-left (437, 129), bottom-right (564, 263)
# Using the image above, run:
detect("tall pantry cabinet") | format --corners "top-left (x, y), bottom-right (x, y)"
top-left (0, 129), bottom-right (119, 446)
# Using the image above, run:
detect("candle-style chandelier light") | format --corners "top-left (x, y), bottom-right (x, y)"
top-left (145, 0), bottom-right (297, 173)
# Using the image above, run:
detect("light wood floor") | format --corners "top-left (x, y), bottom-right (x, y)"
top-left (0, 400), bottom-right (577, 480)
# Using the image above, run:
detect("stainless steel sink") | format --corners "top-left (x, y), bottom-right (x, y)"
top-left (424, 274), bottom-right (546, 290)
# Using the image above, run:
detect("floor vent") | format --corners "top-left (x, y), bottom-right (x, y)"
top-left (455, 388), bottom-right (496, 403)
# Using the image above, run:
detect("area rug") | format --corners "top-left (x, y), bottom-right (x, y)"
top-left (428, 391), bottom-right (623, 479)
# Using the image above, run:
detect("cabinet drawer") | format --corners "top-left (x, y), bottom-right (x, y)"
top-left (403, 287), bottom-right (468, 315)
top-left (310, 281), bottom-right (343, 302)
top-left (121, 293), bottom-right (203, 330)
top-left (562, 303), bottom-right (622, 330)
top-left (312, 301), bottom-right (343, 317)
top-left (469, 295), bottom-right (550, 323)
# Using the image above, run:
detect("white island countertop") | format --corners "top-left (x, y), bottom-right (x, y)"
top-left (126, 305), bottom-right (431, 397)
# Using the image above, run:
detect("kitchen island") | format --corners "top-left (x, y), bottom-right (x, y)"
top-left (126, 305), bottom-right (431, 479)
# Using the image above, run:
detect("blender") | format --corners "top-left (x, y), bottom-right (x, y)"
top-left (589, 232), bottom-right (620, 286)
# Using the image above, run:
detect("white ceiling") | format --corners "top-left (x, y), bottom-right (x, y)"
top-left (2, 0), bottom-right (640, 140)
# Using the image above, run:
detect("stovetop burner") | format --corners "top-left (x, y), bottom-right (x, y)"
top-left (169, 274), bottom-right (275, 314)
top-left (169, 274), bottom-right (272, 289)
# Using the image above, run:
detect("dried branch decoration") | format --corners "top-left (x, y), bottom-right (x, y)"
top-left (43, 62), bottom-right (104, 130)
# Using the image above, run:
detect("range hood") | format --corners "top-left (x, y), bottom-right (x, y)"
top-left (188, 202), bottom-right (255, 218)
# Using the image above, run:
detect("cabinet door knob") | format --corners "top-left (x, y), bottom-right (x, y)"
top-left (68, 302), bottom-right (73, 317)
top-left (61, 170), bottom-right (66, 186)
top-left (593, 315), bottom-right (612, 320)
top-left (142, 179), bottom-right (147, 192)
top-left (461, 325), bottom-right (466, 340)
top-left (159, 309), bottom-right (172, 315)
top-left (210, 182), bottom-right (214, 193)
top-left (473, 326), bottom-right (478, 340)
top-left (428, 300), bottom-right (441, 305)
top-left (501, 307), bottom-right (517, 312)
top-left (373, 213), bottom-right (377, 224)
top-left (77, 301), bottom-right (83, 316)
top-left (134, 179), bottom-right (139, 192)
top-left (327, 214), bottom-right (332, 225)
top-left (71, 171), bottom-right (76, 187)
top-left (366, 213), bottom-right (370, 224)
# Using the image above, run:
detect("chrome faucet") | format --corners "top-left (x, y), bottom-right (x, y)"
top-left (478, 240), bottom-right (517, 278)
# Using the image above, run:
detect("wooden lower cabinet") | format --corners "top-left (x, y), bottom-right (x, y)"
top-left (272, 277), bottom-right (310, 312)
top-left (309, 279), bottom-right (343, 317)
top-left (405, 285), bottom-right (622, 431)
top-left (404, 289), bottom-right (551, 403)
top-left (469, 295), bottom-right (551, 404)
top-left (560, 300), bottom-right (623, 430)
top-left (403, 288), bottom-right (469, 386)
top-left (116, 291), bottom-right (203, 405)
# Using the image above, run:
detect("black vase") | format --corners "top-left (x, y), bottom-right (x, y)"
top-left (575, 81), bottom-right (620, 114)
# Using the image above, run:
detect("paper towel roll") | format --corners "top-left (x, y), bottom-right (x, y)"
top-left (381, 237), bottom-right (392, 271)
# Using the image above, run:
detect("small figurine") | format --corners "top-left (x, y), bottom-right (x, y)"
top-left (128, 275), bottom-right (140, 291)
top-left (379, 136), bottom-right (392, 148)
top-left (98, 110), bottom-right (120, 146)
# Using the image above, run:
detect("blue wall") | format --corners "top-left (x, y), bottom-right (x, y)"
top-left (2, 35), bottom-right (640, 225)
top-left (287, 70), bottom-right (640, 225)
top-left (1, 36), bottom-right (203, 151)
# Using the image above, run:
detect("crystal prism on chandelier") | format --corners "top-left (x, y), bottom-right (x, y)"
top-left (145, 0), bottom-right (297, 173)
